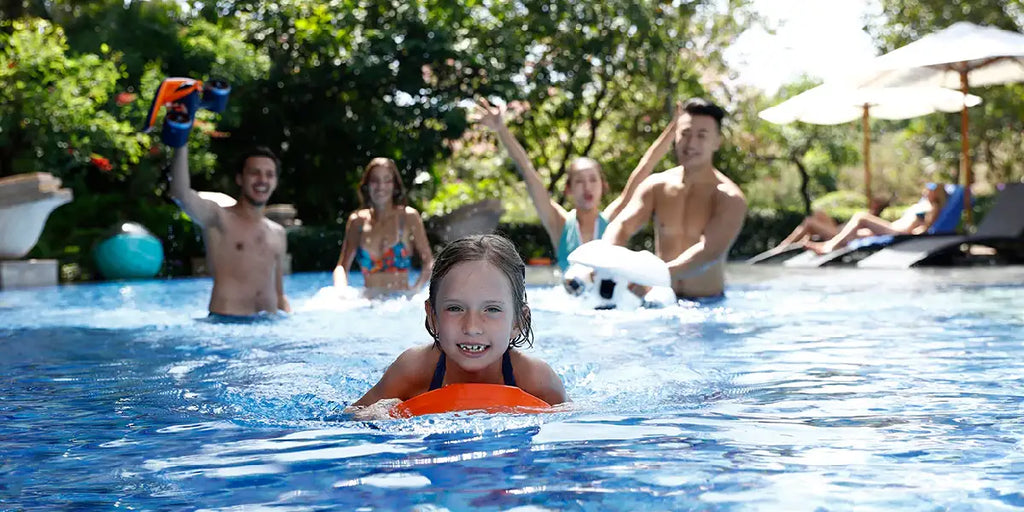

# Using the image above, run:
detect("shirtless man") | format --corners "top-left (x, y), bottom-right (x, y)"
top-left (602, 98), bottom-right (747, 299)
top-left (169, 145), bottom-right (291, 316)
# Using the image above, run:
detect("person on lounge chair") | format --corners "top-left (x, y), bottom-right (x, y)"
top-left (763, 195), bottom-right (892, 256)
top-left (805, 184), bottom-right (948, 255)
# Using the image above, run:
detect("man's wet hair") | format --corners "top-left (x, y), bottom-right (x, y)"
top-left (681, 98), bottom-right (726, 132)
top-left (236, 146), bottom-right (281, 176)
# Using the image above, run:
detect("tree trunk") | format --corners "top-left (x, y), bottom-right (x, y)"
top-left (550, 70), bottom-right (611, 203)
top-left (0, 148), bottom-right (11, 177)
top-left (791, 155), bottom-right (811, 215)
top-left (981, 138), bottom-right (998, 185)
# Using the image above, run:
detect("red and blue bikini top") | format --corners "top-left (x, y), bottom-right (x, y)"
top-left (355, 215), bottom-right (412, 275)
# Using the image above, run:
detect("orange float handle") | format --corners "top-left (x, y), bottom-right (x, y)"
top-left (390, 383), bottom-right (551, 418)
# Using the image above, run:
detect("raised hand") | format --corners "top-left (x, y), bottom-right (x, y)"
top-left (472, 97), bottom-right (506, 131)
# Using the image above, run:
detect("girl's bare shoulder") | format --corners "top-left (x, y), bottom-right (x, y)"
top-left (392, 344), bottom-right (441, 375)
top-left (509, 350), bottom-right (567, 405)
top-left (509, 350), bottom-right (558, 381)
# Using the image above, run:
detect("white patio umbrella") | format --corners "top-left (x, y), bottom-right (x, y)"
top-left (759, 84), bottom-right (981, 206)
top-left (855, 21), bottom-right (1024, 225)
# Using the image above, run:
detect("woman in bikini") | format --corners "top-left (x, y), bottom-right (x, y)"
top-left (758, 196), bottom-right (893, 258)
top-left (333, 158), bottom-right (433, 294)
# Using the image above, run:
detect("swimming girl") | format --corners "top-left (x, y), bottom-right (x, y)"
top-left (474, 98), bottom-right (676, 273)
top-left (346, 234), bottom-right (568, 419)
top-left (333, 158), bottom-right (434, 294)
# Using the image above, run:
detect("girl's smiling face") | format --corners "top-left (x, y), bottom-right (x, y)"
top-left (425, 259), bottom-right (521, 378)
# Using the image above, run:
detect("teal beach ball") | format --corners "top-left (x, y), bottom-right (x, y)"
top-left (93, 222), bottom-right (164, 280)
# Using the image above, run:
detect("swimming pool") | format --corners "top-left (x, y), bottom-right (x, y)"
top-left (2, 265), bottom-right (1023, 510)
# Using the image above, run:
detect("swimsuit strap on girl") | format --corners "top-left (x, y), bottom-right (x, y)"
top-left (428, 350), bottom-right (517, 391)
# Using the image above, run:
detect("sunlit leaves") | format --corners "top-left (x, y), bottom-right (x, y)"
top-left (0, 18), bottom-right (145, 177)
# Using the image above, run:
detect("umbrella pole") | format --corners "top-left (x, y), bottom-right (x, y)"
top-left (862, 105), bottom-right (871, 210)
top-left (960, 70), bottom-right (973, 228)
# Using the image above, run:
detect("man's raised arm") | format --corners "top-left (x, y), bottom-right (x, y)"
top-left (602, 180), bottom-right (656, 246)
top-left (168, 146), bottom-right (221, 228)
top-left (603, 118), bottom-right (676, 222)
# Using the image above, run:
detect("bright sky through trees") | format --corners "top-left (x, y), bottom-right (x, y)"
top-left (725, 0), bottom-right (881, 93)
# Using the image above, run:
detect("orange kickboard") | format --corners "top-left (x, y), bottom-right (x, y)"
top-left (390, 383), bottom-right (551, 418)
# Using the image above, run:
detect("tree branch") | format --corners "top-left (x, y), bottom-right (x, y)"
top-left (578, 67), bottom-right (611, 159)
top-left (548, 98), bottom-right (581, 200)
top-left (752, 152), bottom-right (812, 215)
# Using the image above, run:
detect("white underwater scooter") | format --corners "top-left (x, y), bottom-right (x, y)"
top-left (563, 240), bottom-right (677, 309)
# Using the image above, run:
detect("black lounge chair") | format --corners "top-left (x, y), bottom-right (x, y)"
top-left (858, 183), bottom-right (1024, 268)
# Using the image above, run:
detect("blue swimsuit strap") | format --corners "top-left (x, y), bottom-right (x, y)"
top-left (428, 350), bottom-right (516, 391)
top-left (556, 210), bottom-right (608, 271)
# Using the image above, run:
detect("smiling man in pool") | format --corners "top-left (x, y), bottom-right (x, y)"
top-left (169, 144), bottom-right (291, 318)
top-left (602, 98), bottom-right (747, 301)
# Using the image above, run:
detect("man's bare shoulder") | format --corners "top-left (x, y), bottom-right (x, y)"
top-left (196, 204), bottom-right (227, 232)
top-left (262, 216), bottom-right (287, 235)
top-left (641, 167), bottom-right (679, 189)
top-left (713, 170), bottom-right (746, 201)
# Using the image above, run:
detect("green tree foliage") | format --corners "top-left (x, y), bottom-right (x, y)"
top-left (1, 4), bottom-right (270, 278)
top-left (46, 0), bottom-right (270, 191)
top-left (0, 18), bottom-right (146, 178)
top-left (422, 127), bottom-right (533, 222)
top-left (50, 0), bottom-right (269, 97)
top-left (41, 0), bottom-right (190, 80)
top-left (499, 0), bottom-right (694, 190)
top-left (449, 1), bottom-right (755, 216)
top-left (216, 0), bottom-right (533, 224)
top-left (728, 78), bottom-right (861, 215)
top-left (869, 0), bottom-right (1022, 44)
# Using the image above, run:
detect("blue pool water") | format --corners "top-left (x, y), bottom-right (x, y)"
top-left (2, 265), bottom-right (1024, 510)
